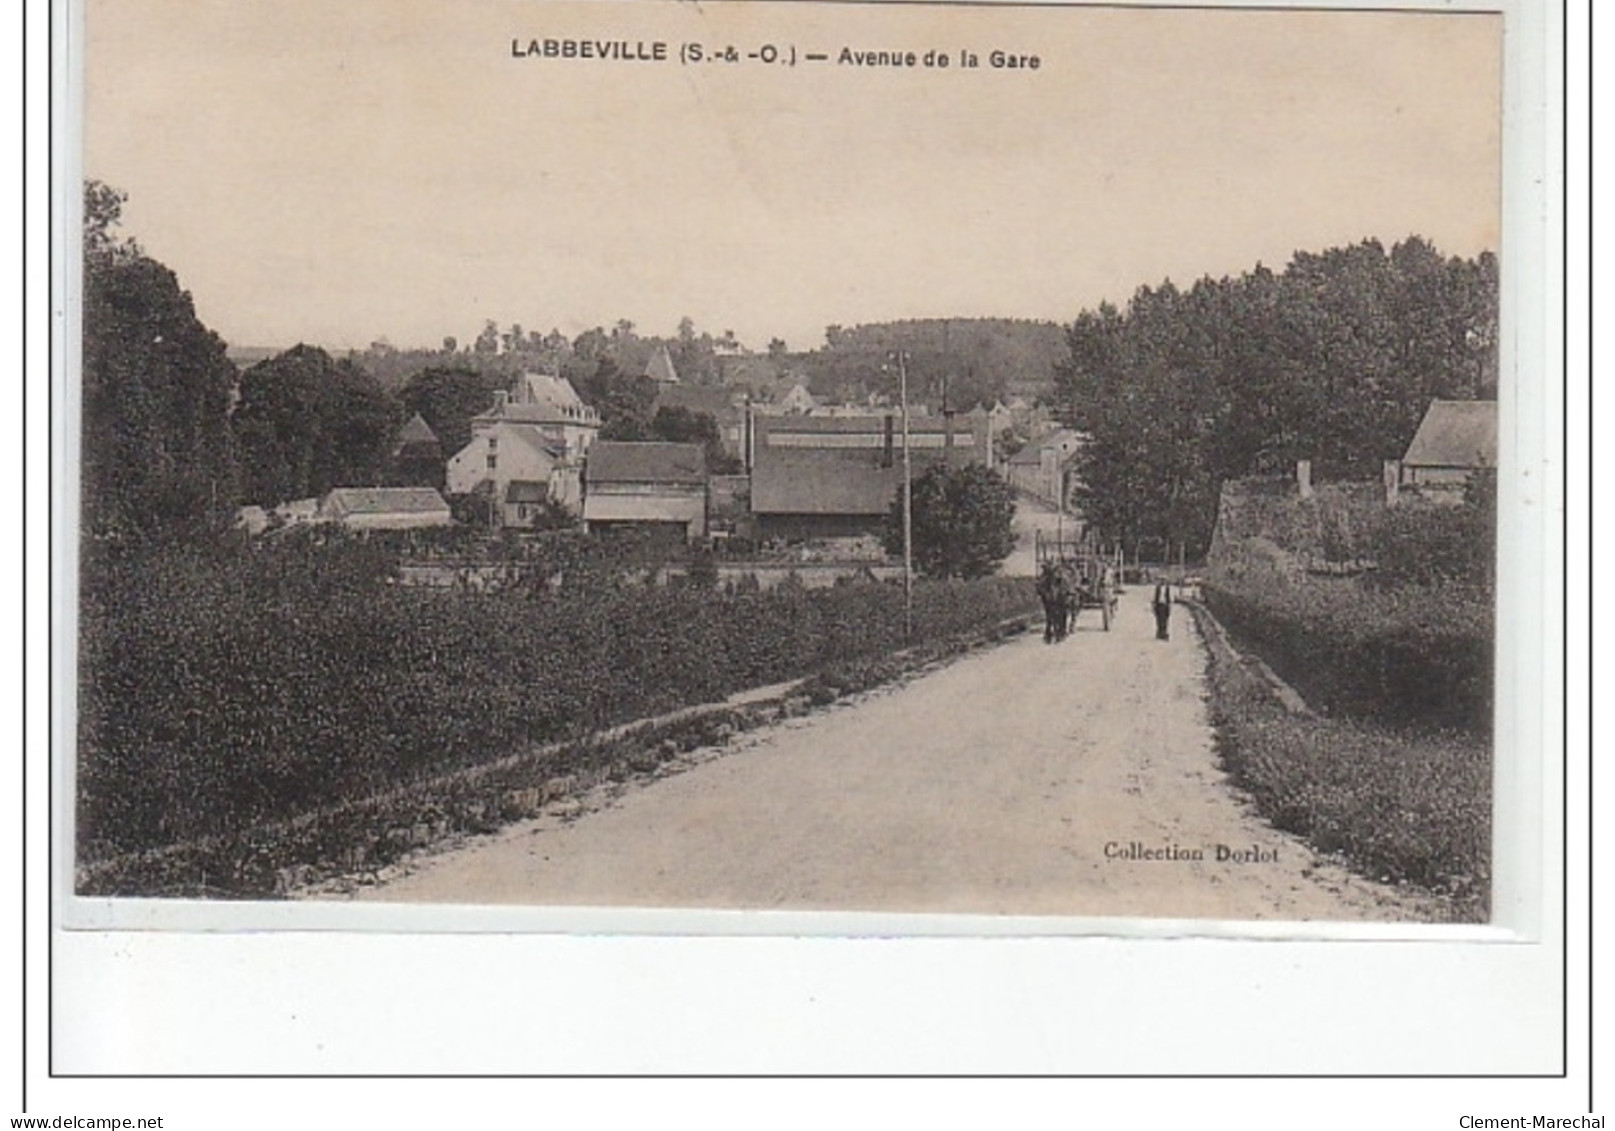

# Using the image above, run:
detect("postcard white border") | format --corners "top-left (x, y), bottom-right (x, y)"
top-left (34, 0), bottom-right (1580, 1092)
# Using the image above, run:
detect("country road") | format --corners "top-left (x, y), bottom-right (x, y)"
top-left (350, 586), bottom-right (1436, 921)
top-left (1002, 494), bottom-right (1073, 576)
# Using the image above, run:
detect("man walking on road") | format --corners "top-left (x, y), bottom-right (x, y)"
top-left (1152, 580), bottom-right (1172, 641)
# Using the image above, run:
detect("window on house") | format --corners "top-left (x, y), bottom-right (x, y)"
top-left (487, 455), bottom-right (497, 470)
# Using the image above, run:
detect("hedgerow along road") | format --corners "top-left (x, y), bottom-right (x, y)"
top-left (350, 583), bottom-right (1436, 921)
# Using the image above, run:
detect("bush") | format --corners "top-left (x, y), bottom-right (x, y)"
top-left (884, 462), bottom-right (1016, 580)
top-left (1371, 493), bottom-right (1495, 588)
top-left (77, 545), bottom-right (1036, 861)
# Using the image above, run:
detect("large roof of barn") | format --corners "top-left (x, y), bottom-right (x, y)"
top-left (756, 413), bottom-right (969, 437)
top-left (655, 383), bottom-right (740, 418)
top-left (750, 446), bottom-right (955, 516)
top-left (751, 450), bottom-right (900, 516)
top-left (585, 441), bottom-right (707, 485)
top-left (1402, 400), bottom-right (1497, 469)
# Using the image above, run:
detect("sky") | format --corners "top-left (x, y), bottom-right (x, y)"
top-left (82, 0), bottom-right (1502, 353)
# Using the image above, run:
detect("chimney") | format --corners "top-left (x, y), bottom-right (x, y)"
top-left (1383, 459), bottom-right (1401, 508)
top-left (1296, 459), bottom-right (1313, 499)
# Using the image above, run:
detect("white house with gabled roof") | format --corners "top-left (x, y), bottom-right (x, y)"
top-left (445, 372), bottom-right (600, 511)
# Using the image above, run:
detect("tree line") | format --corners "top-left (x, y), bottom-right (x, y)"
top-left (84, 178), bottom-right (1492, 563)
top-left (1049, 237), bottom-right (1497, 558)
top-left (803, 318), bottom-right (1067, 412)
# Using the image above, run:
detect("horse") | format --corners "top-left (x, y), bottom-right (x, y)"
top-left (1060, 565), bottom-right (1082, 635)
top-left (1036, 562), bottom-right (1073, 643)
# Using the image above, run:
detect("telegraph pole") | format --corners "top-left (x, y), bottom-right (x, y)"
top-left (897, 350), bottom-right (913, 638)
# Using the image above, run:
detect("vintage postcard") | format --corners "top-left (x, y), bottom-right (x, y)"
top-left (64, 0), bottom-right (1542, 939)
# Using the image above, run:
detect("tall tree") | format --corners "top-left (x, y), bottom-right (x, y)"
top-left (399, 366), bottom-right (504, 459)
top-left (232, 345), bottom-right (400, 504)
top-left (575, 357), bottom-right (656, 439)
top-left (649, 405), bottom-right (733, 471)
top-left (81, 180), bottom-right (238, 546)
top-left (885, 463), bottom-right (1017, 580)
top-left (473, 319), bottom-right (500, 355)
top-left (1049, 237), bottom-right (1498, 559)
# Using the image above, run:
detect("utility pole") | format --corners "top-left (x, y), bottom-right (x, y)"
top-left (897, 350), bottom-right (913, 638)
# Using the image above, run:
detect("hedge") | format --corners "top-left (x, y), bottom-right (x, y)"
top-left (1192, 605), bottom-right (1491, 919)
top-left (77, 544), bottom-right (1036, 860)
top-left (1201, 574), bottom-right (1492, 734)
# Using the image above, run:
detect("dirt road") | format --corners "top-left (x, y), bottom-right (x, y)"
top-left (1002, 495), bottom-right (1073, 577)
top-left (353, 588), bottom-right (1432, 920)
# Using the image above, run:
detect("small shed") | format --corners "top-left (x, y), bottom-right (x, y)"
top-left (503, 480), bottom-right (551, 528)
top-left (319, 487), bottom-right (454, 530)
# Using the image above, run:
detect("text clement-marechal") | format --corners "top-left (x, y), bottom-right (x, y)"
top-left (512, 39), bottom-right (669, 61)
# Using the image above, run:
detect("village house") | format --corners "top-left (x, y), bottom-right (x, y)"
top-left (448, 424), bottom-right (564, 515)
top-left (758, 382), bottom-right (818, 416)
top-left (748, 412), bottom-right (987, 542)
top-left (1002, 427), bottom-right (1085, 511)
top-left (445, 372), bottom-right (600, 511)
top-left (582, 441), bottom-right (709, 542)
top-left (1398, 399), bottom-right (1498, 493)
top-left (317, 486), bottom-right (454, 530)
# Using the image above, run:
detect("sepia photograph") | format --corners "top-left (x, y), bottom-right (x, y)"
top-left (68, 0), bottom-right (1512, 930)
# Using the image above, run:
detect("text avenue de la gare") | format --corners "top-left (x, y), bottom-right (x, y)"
top-left (510, 38), bottom-right (1041, 70)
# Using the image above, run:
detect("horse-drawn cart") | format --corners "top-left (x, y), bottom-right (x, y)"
top-left (1035, 530), bottom-right (1119, 637)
